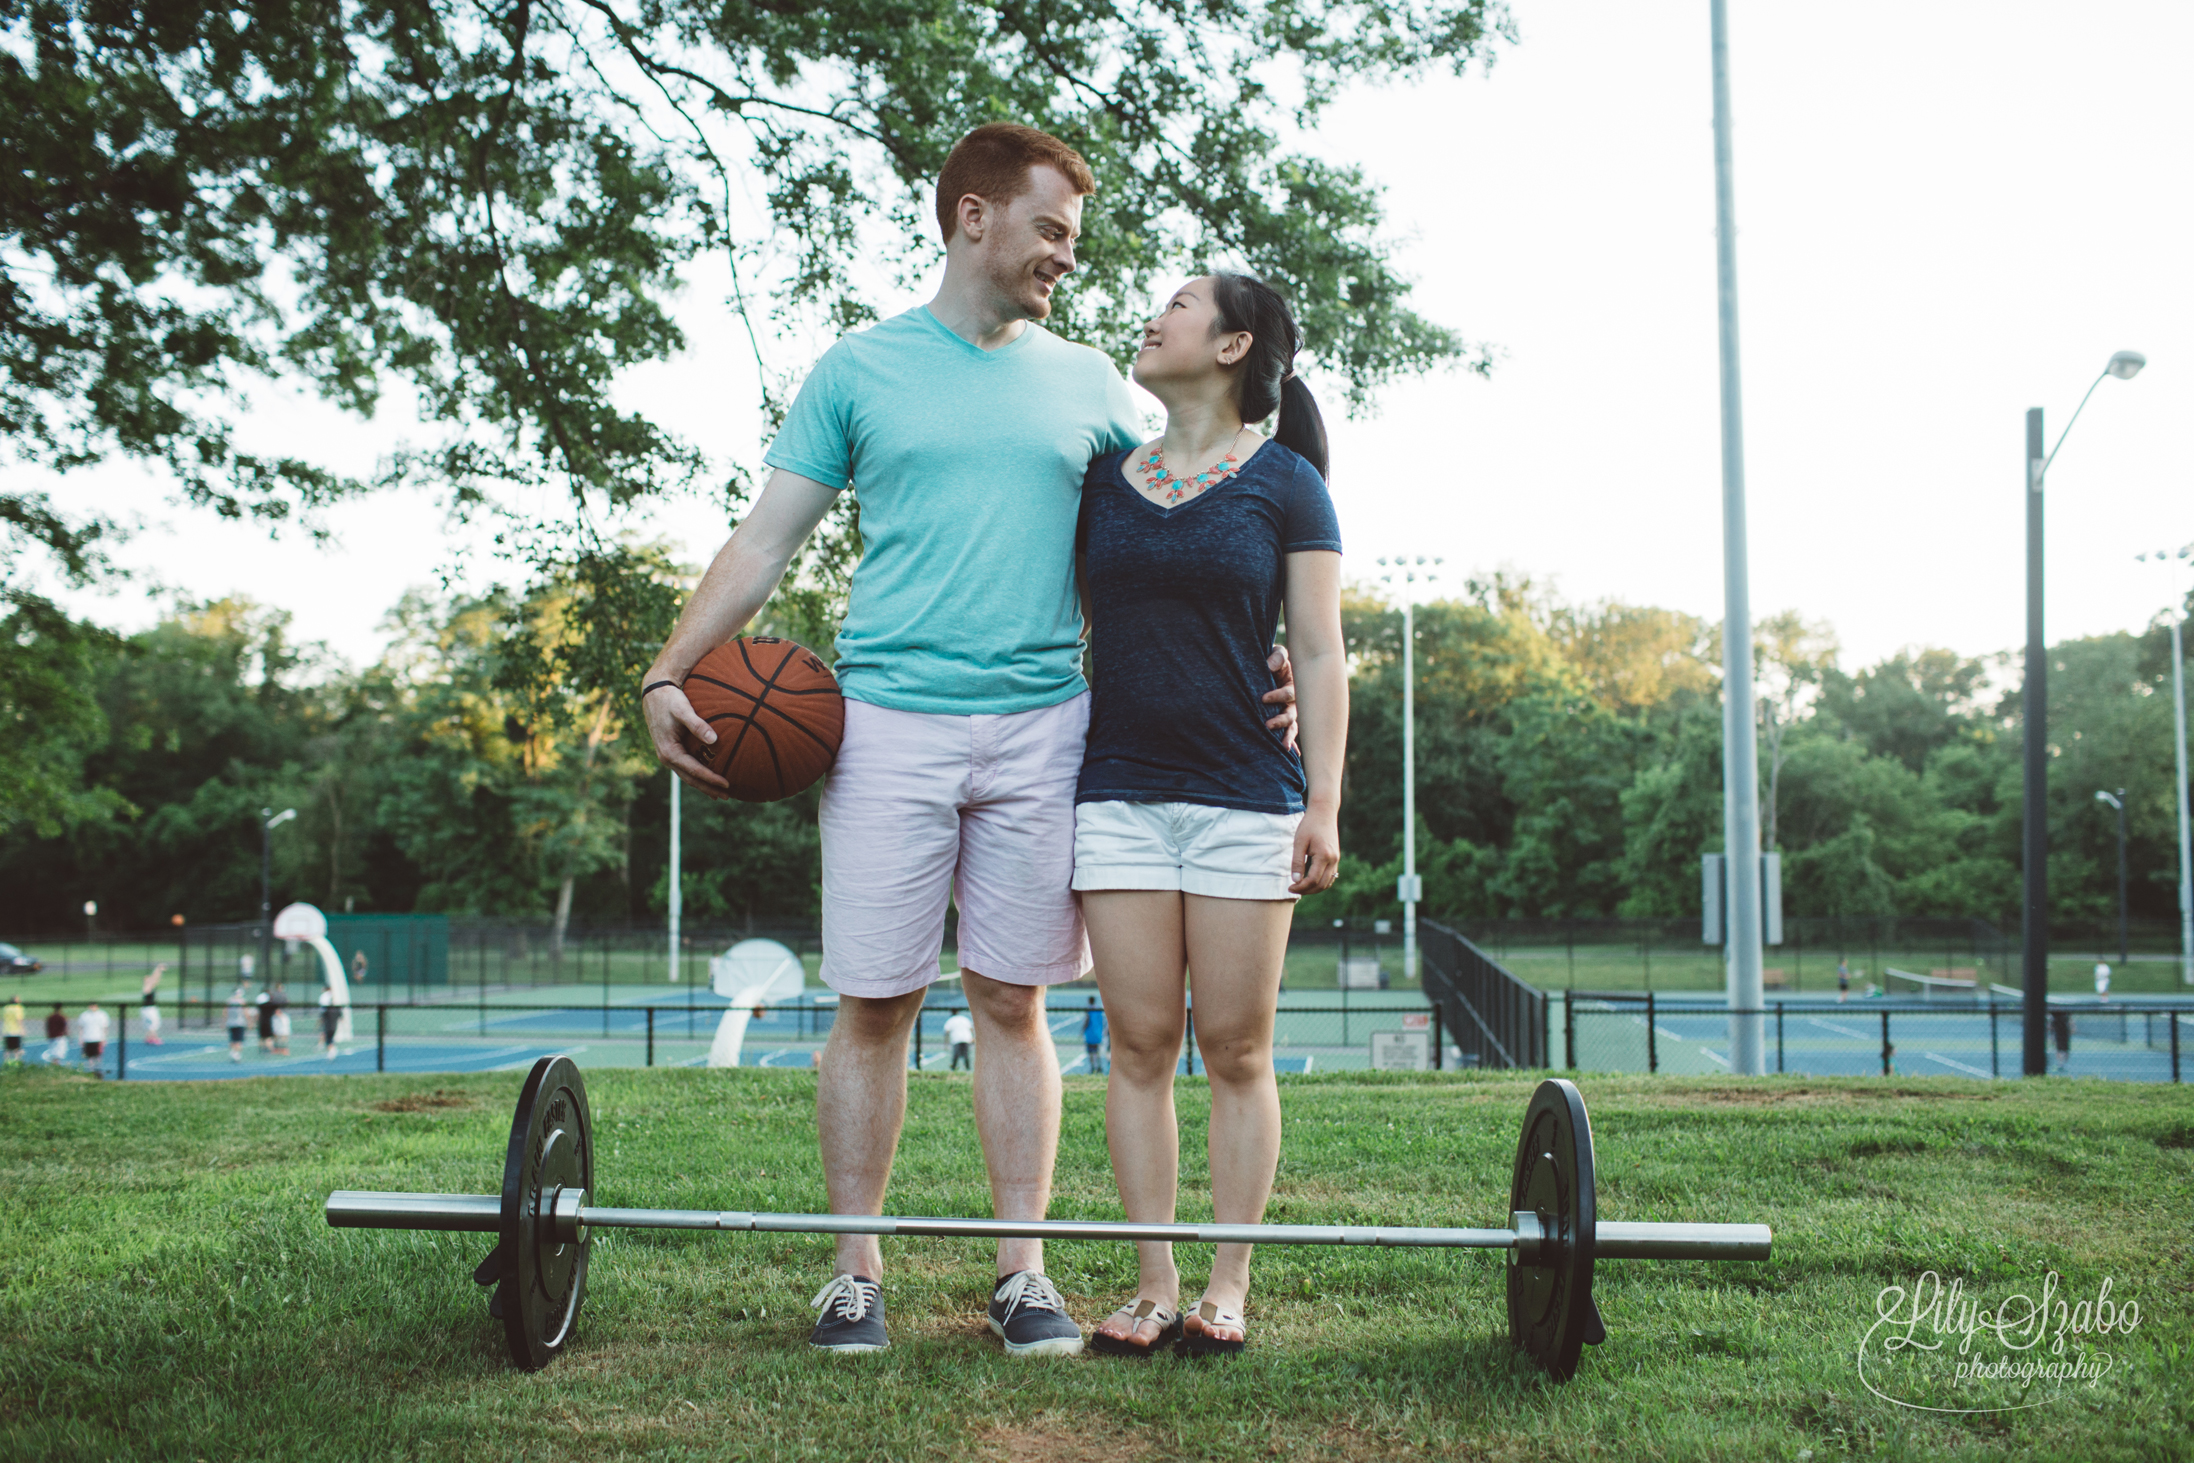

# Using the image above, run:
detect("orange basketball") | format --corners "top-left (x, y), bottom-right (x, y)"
top-left (679, 636), bottom-right (845, 801)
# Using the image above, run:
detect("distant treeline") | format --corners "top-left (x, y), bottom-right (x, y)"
top-left (1, 576), bottom-right (2185, 937)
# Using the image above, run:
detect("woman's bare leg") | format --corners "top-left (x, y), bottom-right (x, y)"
top-left (1081, 890), bottom-right (1188, 1348)
top-left (1181, 893), bottom-right (1294, 1343)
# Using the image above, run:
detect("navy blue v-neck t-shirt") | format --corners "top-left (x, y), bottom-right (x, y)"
top-left (1075, 440), bottom-right (1342, 814)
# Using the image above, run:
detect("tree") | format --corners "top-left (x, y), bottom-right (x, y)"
top-left (4, 0), bottom-right (1503, 673)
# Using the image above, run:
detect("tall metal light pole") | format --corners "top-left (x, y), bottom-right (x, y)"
top-left (2094, 789), bottom-right (2128, 965)
top-left (1707, 0), bottom-right (1765, 1074)
top-left (2020, 351), bottom-right (2145, 1075)
top-left (1377, 556), bottom-right (1440, 982)
top-left (2138, 545), bottom-right (2194, 986)
top-left (259, 806), bottom-right (297, 985)
top-left (667, 778), bottom-right (683, 984)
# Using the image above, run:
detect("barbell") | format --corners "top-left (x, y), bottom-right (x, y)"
top-left (324, 1055), bottom-right (1772, 1378)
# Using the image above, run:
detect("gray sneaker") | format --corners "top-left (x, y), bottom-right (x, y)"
top-left (809, 1274), bottom-right (888, 1353)
top-left (988, 1270), bottom-right (1083, 1357)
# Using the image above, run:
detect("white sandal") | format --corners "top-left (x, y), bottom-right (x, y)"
top-left (1182, 1298), bottom-right (1247, 1356)
top-left (1089, 1297), bottom-right (1181, 1357)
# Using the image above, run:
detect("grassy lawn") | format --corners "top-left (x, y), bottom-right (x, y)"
top-left (2, 1064), bottom-right (2188, 1461)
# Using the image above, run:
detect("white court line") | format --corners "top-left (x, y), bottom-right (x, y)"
top-left (1655, 1026), bottom-right (1688, 1042)
top-left (1699, 1048), bottom-right (1732, 1068)
top-left (1807, 1017), bottom-right (1874, 1041)
top-left (1060, 1052), bottom-right (1088, 1075)
top-left (1923, 1051), bottom-right (1993, 1078)
top-left (489, 1046), bottom-right (585, 1071)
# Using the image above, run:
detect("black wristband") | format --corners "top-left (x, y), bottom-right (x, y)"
top-left (641, 679), bottom-right (681, 699)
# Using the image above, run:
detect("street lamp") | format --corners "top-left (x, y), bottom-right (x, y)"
top-left (2094, 789), bottom-right (2128, 966)
top-left (2021, 351), bottom-right (2145, 1075)
top-left (2136, 545), bottom-right (2194, 986)
top-left (260, 807), bottom-right (297, 986)
top-left (1376, 555), bottom-right (1441, 982)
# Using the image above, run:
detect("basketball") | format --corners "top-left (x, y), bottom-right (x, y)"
top-left (678, 636), bottom-right (845, 801)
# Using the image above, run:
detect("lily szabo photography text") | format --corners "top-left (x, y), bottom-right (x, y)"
top-left (1861, 1269), bottom-right (2147, 1412)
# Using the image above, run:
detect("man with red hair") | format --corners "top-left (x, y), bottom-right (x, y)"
top-left (644, 124), bottom-right (1300, 1357)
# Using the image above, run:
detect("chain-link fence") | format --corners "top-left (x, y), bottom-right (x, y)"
top-left (64, 993), bottom-right (1464, 1082)
top-left (1559, 991), bottom-right (2190, 1082)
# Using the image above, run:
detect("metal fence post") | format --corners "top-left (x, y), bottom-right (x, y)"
top-left (1646, 992), bottom-right (1658, 1074)
top-left (376, 1004), bottom-right (386, 1073)
top-left (914, 1005), bottom-right (924, 1071)
top-left (1185, 1010), bottom-right (1197, 1077)
top-left (1432, 1006), bottom-right (1444, 1070)
top-left (646, 1007), bottom-right (655, 1068)
top-left (1775, 1003), bottom-right (1784, 1074)
top-left (1881, 1011), bottom-right (1892, 1076)
top-left (1564, 996), bottom-right (1576, 1072)
top-left (1990, 996), bottom-right (2000, 1078)
top-left (117, 1011), bottom-right (126, 1081)
top-left (2172, 1011), bottom-right (2181, 1084)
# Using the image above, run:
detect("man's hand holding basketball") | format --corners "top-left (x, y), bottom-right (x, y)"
top-left (638, 466), bottom-right (838, 800)
top-left (642, 680), bottom-right (731, 799)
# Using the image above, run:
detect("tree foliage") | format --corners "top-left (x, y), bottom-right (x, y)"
top-left (2, 585), bottom-right (2185, 937)
top-left (3, 0), bottom-right (1501, 597)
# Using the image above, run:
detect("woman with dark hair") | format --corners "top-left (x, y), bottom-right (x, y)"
top-left (1074, 272), bottom-right (1347, 1356)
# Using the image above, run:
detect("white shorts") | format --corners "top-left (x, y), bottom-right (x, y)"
top-left (818, 694), bottom-right (1092, 999)
top-left (1071, 800), bottom-right (1303, 902)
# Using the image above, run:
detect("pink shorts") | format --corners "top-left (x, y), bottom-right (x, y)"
top-left (818, 693), bottom-right (1092, 998)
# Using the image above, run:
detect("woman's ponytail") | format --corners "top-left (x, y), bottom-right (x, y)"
top-left (1275, 372), bottom-right (1330, 483)
top-left (1210, 271), bottom-right (1331, 481)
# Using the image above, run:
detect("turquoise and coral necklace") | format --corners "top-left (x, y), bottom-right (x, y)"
top-left (1136, 427), bottom-right (1250, 505)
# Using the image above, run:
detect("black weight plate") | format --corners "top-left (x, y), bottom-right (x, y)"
top-left (1505, 1077), bottom-right (1600, 1380)
top-left (498, 1055), bottom-right (593, 1371)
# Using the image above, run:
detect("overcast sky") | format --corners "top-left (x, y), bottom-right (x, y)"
top-left (49, 0), bottom-right (2194, 677)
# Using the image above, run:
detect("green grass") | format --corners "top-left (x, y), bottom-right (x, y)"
top-left (3, 1064), bottom-right (2189, 1460)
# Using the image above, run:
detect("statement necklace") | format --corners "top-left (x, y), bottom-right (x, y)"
top-left (1137, 428), bottom-right (1249, 505)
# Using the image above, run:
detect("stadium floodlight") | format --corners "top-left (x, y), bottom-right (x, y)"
top-left (1707, 0), bottom-right (1769, 1073)
top-left (1376, 555), bottom-right (1442, 984)
top-left (2136, 546), bottom-right (2194, 986)
top-left (2020, 352), bottom-right (2147, 1073)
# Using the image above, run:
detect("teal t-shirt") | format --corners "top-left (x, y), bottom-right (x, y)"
top-left (764, 307), bottom-right (1144, 715)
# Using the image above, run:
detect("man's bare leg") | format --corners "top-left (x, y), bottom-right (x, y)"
top-left (815, 988), bottom-right (926, 1279)
top-left (961, 969), bottom-right (1061, 1278)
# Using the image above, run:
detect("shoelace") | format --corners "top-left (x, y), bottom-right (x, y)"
top-left (993, 1270), bottom-right (1068, 1320)
top-left (810, 1273), bottom-right (880, 1323)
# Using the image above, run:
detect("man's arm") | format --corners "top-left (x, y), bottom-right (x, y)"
top-left (642, 467), bottom-right (840, 796)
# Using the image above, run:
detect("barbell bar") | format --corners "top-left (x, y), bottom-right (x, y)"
top-left (326, 1191), bottom-right (1767, 1263)
top-left (323, 1055), bottom-right (1774, 1378)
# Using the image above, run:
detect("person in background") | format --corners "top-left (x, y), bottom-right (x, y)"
top-left (318, 985), bottom-right (341, 1059)
top-left (3, 994), bottom-right (24, 1064)
top-left (77, 1001), bottom-right (110, 1075)
top-left (225, 985), bottom-right (250, 1063)
top-left (269, 982), bottom-right (292, 1056)
top-left (140, 963), bottom-right (166, 1046)
top-left (351, 949), bottom-right (369, 988)
top-left (1836, 960), bottom-right (1851, 1004)
top-left (43, 1003), bottom-right (69, 1064)
top-left (2093, 962), bottom-right (2111, 1003)
top-left (1082, 996), bottom-right (1107, 1075)
top-left (943, 1008), bottom-right (975, 1071)
top-left (2053, 1007), bottom-right (2073, 1073)
top-left (255, 984), bottom-right (275, 1054)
